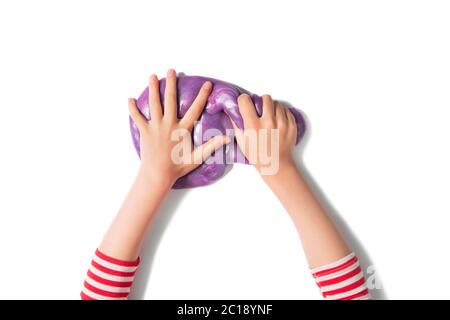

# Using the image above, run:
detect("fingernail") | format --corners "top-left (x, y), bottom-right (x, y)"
top-left (203, 81), bottom-right (212, 90)
top-left (168, 69), bottom-right (176, 77)
top-left (150, 74), bottom-right (158, 83)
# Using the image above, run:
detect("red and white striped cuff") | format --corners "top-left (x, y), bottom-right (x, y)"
top-left (80, 249), bottom-right (140, 300)
top-left (311, 252), bottom-right (371, 300)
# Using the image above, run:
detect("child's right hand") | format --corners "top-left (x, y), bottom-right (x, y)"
top-left (128, 69), bottom-right (229, 187)
top-left (230, 94), bottom-right (298, 177)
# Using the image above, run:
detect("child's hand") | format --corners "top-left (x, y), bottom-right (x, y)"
top-left (230, 94), bottom-right (297, 176)
top-left (128, 69), bottom-right (229, 186)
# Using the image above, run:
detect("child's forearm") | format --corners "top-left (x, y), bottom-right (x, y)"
top-left (264, 163), bottom-right (372, 299)
top-left (81, 167), bottom-right (171, 300)
top-left (263, 161), bottom-right (350, 269)
top-left (98, 167), bottom-right (173, 261)
top-left (81, 70), bottom-right (227, 300)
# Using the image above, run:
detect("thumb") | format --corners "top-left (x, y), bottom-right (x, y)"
top-left (189, 135), bottom-right (230, 169)
top-left (228, 116), bottom-right (245, 144)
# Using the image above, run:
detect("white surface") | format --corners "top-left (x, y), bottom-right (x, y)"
top-left (0, 0), bottom-right (449, 299)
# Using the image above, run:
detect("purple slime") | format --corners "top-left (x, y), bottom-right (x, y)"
top-left (130, 75), bottom-right (306, 189)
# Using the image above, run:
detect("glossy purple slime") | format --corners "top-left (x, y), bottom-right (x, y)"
top-left (130, 75), bottom-right (306, 189)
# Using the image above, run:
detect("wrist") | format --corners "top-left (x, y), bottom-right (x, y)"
top-left (260, 159), bottom-right (299, 186)
top-left (137, 165), bottom-right (176, 191)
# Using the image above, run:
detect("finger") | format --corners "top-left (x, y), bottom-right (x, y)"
top-left (149, 74), bottom-right (163, 120)
top-left (286, 108), bottom-right (298, 139)
top-left (227, 116), bottom-right (248, 159)
top-left (237, 93), bottom-right (258, 124)
top-left (286, 108), bottom-right (296, 127)
top-left (180, 81), bottom-right (212, 129)
top-left (189, 135), bottom-right (230, 169)
top-left (128, 98), bottom-right (147, 130)
top-left (164, 68), bottom-right (178, 120)
top-left (228, 116), bottom-right (245, 142)
top-left (286, 108), bottom-right (295, 125)
top-left (261, 94), bottom-right (275, 119)
top-left (275, 101), bottom-right (288, 124)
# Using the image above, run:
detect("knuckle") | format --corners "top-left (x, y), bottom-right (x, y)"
top-left (246, 118), bottom-right (259, 128)
top-left (263, 117), bottom-right (275, 128)
top-left (278, 120), bottom-right (286, 129)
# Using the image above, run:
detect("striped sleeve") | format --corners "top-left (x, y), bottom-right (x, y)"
top-left (310, 252), bottom-right (371, 300)
top-left (80, 249), bottom-right (140, 300)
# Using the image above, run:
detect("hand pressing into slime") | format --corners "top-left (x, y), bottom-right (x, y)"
top-left (128, 69), bottom-right (229, 186)
top-left (230, 94), bottom-right (297, 176)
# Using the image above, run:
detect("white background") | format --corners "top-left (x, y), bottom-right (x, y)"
top-left (0, 0), bottom-right (449, 299)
